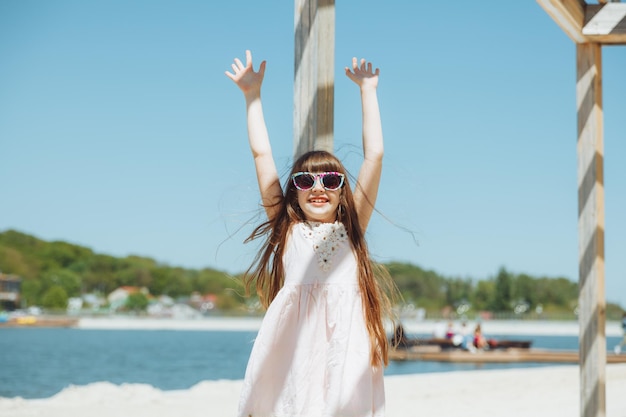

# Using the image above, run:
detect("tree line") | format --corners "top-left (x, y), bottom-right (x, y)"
top-left (0, 229), bottom-right (623, 318)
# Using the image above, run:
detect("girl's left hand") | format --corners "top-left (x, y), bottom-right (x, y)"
top-left (225, 50), bottom-right (266, 95)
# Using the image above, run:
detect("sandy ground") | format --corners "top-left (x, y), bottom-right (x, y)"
top-left (2, 317), bottom-right (625, 417)
top-left (1, 364), bottom-right (625, 417)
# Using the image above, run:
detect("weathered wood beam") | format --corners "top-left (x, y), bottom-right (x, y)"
top-left (293, 0), bottom-right (335, 159)
top-left (537, 0), bottom-right (626, 44)
top-left (576, 42), bottom-right (606, 417)
top-left (584, 3), bottom-right (626, 44)
top-left (537, 0), bottom-right (587, 42)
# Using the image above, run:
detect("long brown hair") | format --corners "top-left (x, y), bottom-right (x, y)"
top-left (243, 150), bottom-right (397, 367)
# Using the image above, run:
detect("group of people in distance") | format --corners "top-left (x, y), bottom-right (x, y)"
top-left (435, 320), bottom-right (490, 352)
top-left (391, 320), bottom-right (492, 353)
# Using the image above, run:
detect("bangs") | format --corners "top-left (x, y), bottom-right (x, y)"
top-left (296, 151), bottom-right (343, 174)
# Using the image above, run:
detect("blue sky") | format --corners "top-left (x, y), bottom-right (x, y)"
top-left (1, 1), bottom-right (625, 308)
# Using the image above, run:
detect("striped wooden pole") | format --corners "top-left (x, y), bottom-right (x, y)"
top-left (293, 0), bottom-right (335, 158)
top-left (576, 42), bottom-right (606, 417)
top-left (533, 3), bottom-right (625, 415)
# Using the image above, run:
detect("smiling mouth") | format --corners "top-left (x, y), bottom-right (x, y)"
top-left (309, 197), bottom-right (328, 204)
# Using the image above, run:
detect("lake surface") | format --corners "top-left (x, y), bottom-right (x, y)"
top-left (0, 327), bottom-right (623, 399)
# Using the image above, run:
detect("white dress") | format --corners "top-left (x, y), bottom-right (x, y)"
top-left (237, 221), bottom-right (385, 417)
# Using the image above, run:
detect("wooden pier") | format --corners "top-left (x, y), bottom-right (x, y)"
top-left (390, 347), bottom-right (626, 364)
top-left (0, 315), bottom-right (79, 328)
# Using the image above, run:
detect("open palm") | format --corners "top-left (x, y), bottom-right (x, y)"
top-left (345, 57), bottom-right (379, 89)
top-left (225, 50), bottom-right (266, 94)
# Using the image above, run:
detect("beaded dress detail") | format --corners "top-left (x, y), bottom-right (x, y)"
top-left (237, 221), bottom-right (385, 417)
top-left (300, 221), bottom-right (348, 272)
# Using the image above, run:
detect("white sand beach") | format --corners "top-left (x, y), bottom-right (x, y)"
top-left (2, 317), bottom-right (626, 417)
top-left (1, 365), bottom-right (625, 417)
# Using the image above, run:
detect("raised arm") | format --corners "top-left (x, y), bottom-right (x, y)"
top-left (225, 50), bottom-right (283, 220)
top-left (344, 57), bottom-right (384, 232)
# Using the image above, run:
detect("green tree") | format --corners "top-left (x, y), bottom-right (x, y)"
top-left (125, 292), bottom-right (149, 312)
top-left (445, 278), bottom-right (473, 306)
top-left (0, 230), bottom-right (45, 257)
top-left (42, 241), bottom-right (91, 269)
top-left (0, 245), bottom-right (34, 278)
top-left (512, 273), bottom-right (536, 308)
top-left (41, 285), bottom-right (68, 309)
top-left (471, 280), bottom-right (494, 311)
top-left (194, 269), bottom-right (240, 294)
top-left (21, 278), bottom-right (42, 307)
top-left (167, 267), bottom-right (193, 298)
top-left (217, 289), bottom-right (245, 311)
top-left (82, 254), bottom-right (120, 294)
top-left (491, 267), bottom-right (513, 312)
top-left (535, 276), bottom-right (578, 309)
top-left (41, 269), bottom-right (82, 298)
top-left (386, 262), bottom-right (446, 308)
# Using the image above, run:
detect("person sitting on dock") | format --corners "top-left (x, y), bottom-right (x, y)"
top-left (392, 324), bottom-right (411, 348)
top-left (432, 320), bottom-right (447, 339)
top-left (458, 321), bottom-right (474, 351)
top-left (473, 324), bottom-right (488, 350)
top-left (615, 312), bottom-right (626, 354)
top-left (445, 321), bottom-right (456, 339)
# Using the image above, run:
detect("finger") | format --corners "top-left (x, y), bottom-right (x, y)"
top-left (225, 71), bottom-right (235, 81)
top-left (258, 60), bottom-right (267, 77)
top-left (231, 63), bottom-right (239, 73)
top-left (245, 50), bottom-right (253, 67)
top-left (345, 67), bottom-right (357, 82)
top-left (360, 58), bottom-right (366, 70)
top-left (234, 58), bottom-right (244, 70)
top-left (352, 57), bottom-right (358, 69)
top-left (367, 62), bottom-right (372, 73)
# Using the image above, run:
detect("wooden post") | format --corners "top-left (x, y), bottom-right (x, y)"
top-left (576, 42), bottom-right (606, 417)
top-left (535, 3), bottom-right (625, 415)
top-left (293, 0), bottom-right (335, 159)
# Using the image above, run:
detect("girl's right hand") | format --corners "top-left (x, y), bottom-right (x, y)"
top-left (345, 57), bottom-right (379, 90)
top-left (225, 50), bottom-right (266, 95)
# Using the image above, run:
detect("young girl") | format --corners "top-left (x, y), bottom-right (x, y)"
top-left (226, 50), bottom-right (395, 417)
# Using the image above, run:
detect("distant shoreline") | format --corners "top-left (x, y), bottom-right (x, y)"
top-left (2, 315), bottom-right (622, 337)
top-left (71, 316), bottom-right (624, 337)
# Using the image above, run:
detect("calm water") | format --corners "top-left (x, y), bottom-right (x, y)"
top-left (0, 328), bottom-right (622, 399)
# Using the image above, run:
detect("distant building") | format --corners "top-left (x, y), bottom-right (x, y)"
top-left (189, 292), bottom-right (217, 313)
top-left (107, 286), bottom-right (150, 311)
top-left (67, 297), bottom-right (83, 313)
top-left (0, 273), bottom-right (22, 311)
top-left (82, 293), bottom-right (106, 310)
